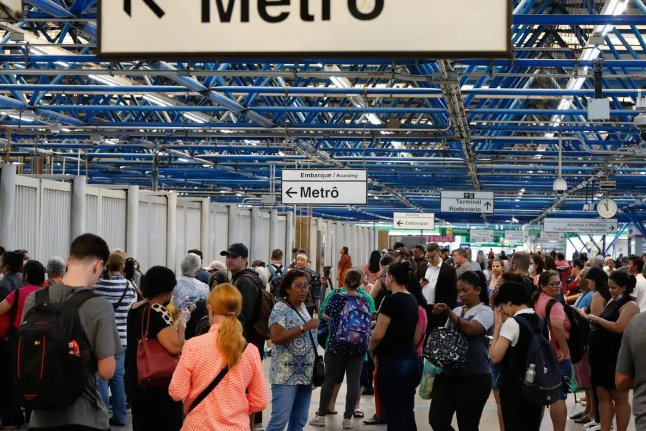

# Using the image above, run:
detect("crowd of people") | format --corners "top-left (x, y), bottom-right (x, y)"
top-left (0, 237), bottom-right (645, 431)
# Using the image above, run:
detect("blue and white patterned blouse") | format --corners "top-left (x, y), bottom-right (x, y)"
top-left (268, 301), bottom-right (316, 385)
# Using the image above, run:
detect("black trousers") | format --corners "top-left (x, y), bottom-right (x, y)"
top-left (429, 373), bottom-right (492, 431)
top-left (499, 386), bottom-right (543, 431)
top-left (376, 354), bottom-right (420, 431)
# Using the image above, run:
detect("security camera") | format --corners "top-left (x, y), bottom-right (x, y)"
top-left (553, 177), bottom-right (568, 195)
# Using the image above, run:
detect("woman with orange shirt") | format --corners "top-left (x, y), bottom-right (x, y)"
top-left (338, 247), bottom-right (352, 288)
top-left (169, 283), bottom-right (267, 430)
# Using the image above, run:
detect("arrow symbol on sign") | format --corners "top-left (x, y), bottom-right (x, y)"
top-left (285, 187), bottom-right (297, 199)
top-left (484, 202), bottom-right (492, 209)
top-left (609, 225), bottom-right (615, 231)
top-left (124, 0), bottom-right (165, 18)
top-left (397, 220), bottom-right (403, 227)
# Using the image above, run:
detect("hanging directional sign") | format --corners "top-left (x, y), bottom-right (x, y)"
top-left (505, 231), bottom-right (528, 243)
top-left (539, 231), bottom-right (566, 242)
top-left (470, 230), bottom-right (494, 243)
top-left (98, 0), bottom-right (511, 58)
top-left (281, 169), bottom-right (367, 205)
top-left (543, 218), bottom-right (618, 234)
top-left (441, 191), bottom-right (495, 214)
top-left (393, 213), bottom-right (435, 230)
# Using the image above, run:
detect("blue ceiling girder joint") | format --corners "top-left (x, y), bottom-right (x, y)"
top-left (588, 235), bottom-right (601, 252)
top-left (624, 210), bottom-right (646, 238)
top-left (604, 224), bottom-right (628, 254)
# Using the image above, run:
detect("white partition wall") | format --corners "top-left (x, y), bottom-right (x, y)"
top-left (40, 179), bottom-right (72, 262)
top-left (137, 192), bottom-right (168, 271)
top-left (0, 169), bottom-right (381, 276)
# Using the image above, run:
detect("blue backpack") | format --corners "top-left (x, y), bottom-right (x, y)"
top-left (334, 294), bottom-right (371, 349)
top-left (515, 315), bottom-right (563, 407)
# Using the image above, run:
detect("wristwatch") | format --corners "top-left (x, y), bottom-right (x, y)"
top-left (300, 325), bottom-right (305, 333)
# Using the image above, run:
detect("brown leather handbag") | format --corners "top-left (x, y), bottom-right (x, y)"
top-left (137, 303), bottom-right (179, 388)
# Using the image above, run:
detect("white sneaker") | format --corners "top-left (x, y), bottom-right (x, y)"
top-left (583, 422), bottom-right (599, 430)
top-left (342, 418), bottom-right (353, 429)
top-left (309, 415), bottom-right (326, 427)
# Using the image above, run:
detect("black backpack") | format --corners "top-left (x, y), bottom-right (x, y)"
top-left (14, 289), bottom-right (96, 410)
top-left (237, 269), bottom-right (276, 340)
top-left (546, 299), bottom-right (590, 364)
top-left (184, 299), bottom-right (208, 340)
top-left (267, 264), bottom-right (284, 298)
top-left (515, 315), bottom-right (563, 407)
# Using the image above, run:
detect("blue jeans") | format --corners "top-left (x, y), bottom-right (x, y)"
top-left (265, 384), bottom-right (312, 431)
top-left (98, 350), bottom-right (127, 424)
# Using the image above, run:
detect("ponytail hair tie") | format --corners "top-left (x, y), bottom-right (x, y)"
top-left (227, 312), bottom-right (236, 317)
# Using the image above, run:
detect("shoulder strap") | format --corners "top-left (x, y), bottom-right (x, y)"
top-left (187, 343), bottom-right (248, 414)
top-left (64, 288), bottom-right (97, 309)
top-left (283, 300), bottom-right (317, 355)
top-left (8, 287), bottom-right (20, 326)
top-left (34, 287), bottom-right (50, 306)
top-left (113, 281), bottom-right (132, 311)
top-left (545, 298), bottom-right (561, 323)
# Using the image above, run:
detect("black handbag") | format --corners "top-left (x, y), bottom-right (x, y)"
top-left (423, 307), bottom-right (469, 369)
top-left (284, 300), bottom-right (325, 387)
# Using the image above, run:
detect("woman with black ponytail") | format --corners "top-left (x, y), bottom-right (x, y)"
top-left (368, 261), bottom-right (420, 431)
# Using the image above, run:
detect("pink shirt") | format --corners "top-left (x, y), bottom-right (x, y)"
top-left (416, 305), bottom-right (428, 356)
top-left (534, 292), bottom-right (571, 360)
top-left (6, 285), bottom-right (43, 327)
top-left (169, 325), bottom-right (268, 431)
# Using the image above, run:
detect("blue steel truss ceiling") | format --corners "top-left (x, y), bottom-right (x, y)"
top-left (1, 0), bottom-right (646, 228)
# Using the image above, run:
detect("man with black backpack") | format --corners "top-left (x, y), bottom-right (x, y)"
top-left (222, 242), bottom-right (273, 429)
top-left (18, 233), bottom-right (122, 431)
top-left (267, 248), bottom-right (285, 298)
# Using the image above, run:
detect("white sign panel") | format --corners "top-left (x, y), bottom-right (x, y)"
top-left (470, 230), bottom-right (494, 243)
top-left (543, 218), bottom-right (618, 234)
top-left (539, 231), bottom-right (566, 242)
top-left (281, 169), bottom-right (367, 205)
top-left (441, 191), bottom-right (495, 214)
top-left (505, 231), bottom-right (527, 243)
top-left (99, 0), bottom-right (510, 58)
top-left (393, 213), bottom-right (435, 230)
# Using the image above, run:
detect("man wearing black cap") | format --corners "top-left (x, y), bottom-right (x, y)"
top-left (221, 243), bottom-right (266, 428)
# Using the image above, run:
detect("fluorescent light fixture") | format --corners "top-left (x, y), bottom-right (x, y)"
top-left (182, 112), bottom-right (207, 123)
top-left (143, 94), bottom-right (172, 107)
top-left (366, 113), bottom-right (382, 125)
top-left (89, 75), bottom-right (125, 86)
top-left (178, 158), bottom-right (191, 162)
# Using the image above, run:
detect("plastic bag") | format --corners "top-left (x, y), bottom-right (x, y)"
top-left (419, 360), bottom-right (442, 400)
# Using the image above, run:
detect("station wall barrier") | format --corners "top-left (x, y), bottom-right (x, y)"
top-left (0, 164), bottom-right (376, 279)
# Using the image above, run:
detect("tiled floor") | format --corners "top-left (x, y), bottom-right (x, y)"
top-left (114, 356), bottom-right (636, 431)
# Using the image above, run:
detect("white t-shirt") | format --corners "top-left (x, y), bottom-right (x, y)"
top-left (422, 261), bottom-right (442, 304)
top-left (634, 274), bottom-right (646, 313)
top-left (499, 308), bottom-right (535, 347)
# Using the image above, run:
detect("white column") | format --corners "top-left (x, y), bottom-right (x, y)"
top-left (0, 164), bottom-right (17, 248)
top-left (200, 198), bottom-right (210, 257)
top-left (286, 210), bottom-right (295, 259)
top-left (166, 191), bottom-right (178, 269)
top-left (228, 205), bottom-right (240, 245)
top-left (250, 207), bottom-right (262, 262)
top-left (269, 209), bottom-right (278, 252)
top-left (126, 185), bottom-right (139, 257)
top-left (71, 175), bottom-right (87, 240)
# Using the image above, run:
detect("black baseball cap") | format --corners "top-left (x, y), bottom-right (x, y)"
top-left (220, 243), bottom-right (249, 258)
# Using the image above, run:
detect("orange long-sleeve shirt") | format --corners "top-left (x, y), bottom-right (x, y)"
top-left (169, 324), bottom-right (268, 431)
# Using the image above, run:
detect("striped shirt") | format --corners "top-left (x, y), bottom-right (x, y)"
top-left (94, 276), bottom-right (137, 347)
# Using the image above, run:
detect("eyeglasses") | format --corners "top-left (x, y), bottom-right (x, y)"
top-left (291, 283), bottom-right (310, 290)
top-left (547, 281), bottom-right (563, 287)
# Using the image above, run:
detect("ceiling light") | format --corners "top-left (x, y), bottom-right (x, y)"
top-left (88, 75), bottom-right (125, 86)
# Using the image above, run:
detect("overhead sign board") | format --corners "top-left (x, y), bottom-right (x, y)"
top-left (505, 231), bottom-right (528, 243)
top-left (393, 213), bottom-right (435, 230)
top-left (441, 191), bottom-right (495, 214)
top-left (539, 231), bottom-right (566, 242)
top-left (470, 230), bottom-right (494, 243)
top-left (98, 0), bottom-right (511, 58)
top-left (281, 169), bottom-right (367, 205)
top-left (543, 218), bottom-right (618, 234)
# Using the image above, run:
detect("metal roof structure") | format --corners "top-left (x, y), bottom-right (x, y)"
top-left (1, 0), bottom-right (646, 234)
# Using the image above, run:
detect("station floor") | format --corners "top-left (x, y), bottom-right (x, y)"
top-left (115, 358), bottom-right (636, 431)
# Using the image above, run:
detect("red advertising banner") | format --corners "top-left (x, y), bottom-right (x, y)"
top-left (428, 235), bottom-right (455, 243)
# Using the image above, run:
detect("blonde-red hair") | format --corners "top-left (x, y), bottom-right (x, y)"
top-left (207, 283), bottom-right (245, 368)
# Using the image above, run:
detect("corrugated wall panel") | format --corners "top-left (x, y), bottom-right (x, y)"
top-left (277, 216), bottom-right (287, 261)
top-left (239, 210), bottom-right (252, 249)
top-left (137, 196), bottom-right (168, 271)
top-left (40, 183), bottom-right (71, 262)
top-left (13, 184), bottom-right (39, 259)
top-left (100, 195), bottom-right (126, 250)
top-left (185, 207), bottom-right (202, 252)
top-left (175, 206), bottom-right (186, 272)
top-left (213, 210), bottom-right (229, 260)
top-left (86, 194), bottom-right (99, 234)
top-left (259, 212), bottom-right (271, 261)
top-left (137, 201), bottom-right (151, 270)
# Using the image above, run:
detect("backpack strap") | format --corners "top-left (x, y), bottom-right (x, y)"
top-left (64, 289), bottom-right (97, 310)
top-left (544, 298), bottom-right (564, 325)
top-left (34, 287), bottom-right (51, 306)
top-left (112, 281), bottom-right (132, 311)
top-left (8, 287), bottom-right (20, 328)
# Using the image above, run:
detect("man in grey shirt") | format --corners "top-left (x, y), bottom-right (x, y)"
top-left (616, 312), bottom-right (646, 430)
top-left (22, 234), bottom-right (122, 430)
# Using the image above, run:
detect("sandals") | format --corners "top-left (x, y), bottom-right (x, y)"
top-left (353, 409), bottom-right (365, 418)
top-left (575, 416), bottom-right (593, 424)
top-left (569, 412), bottom-right (586, 420)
